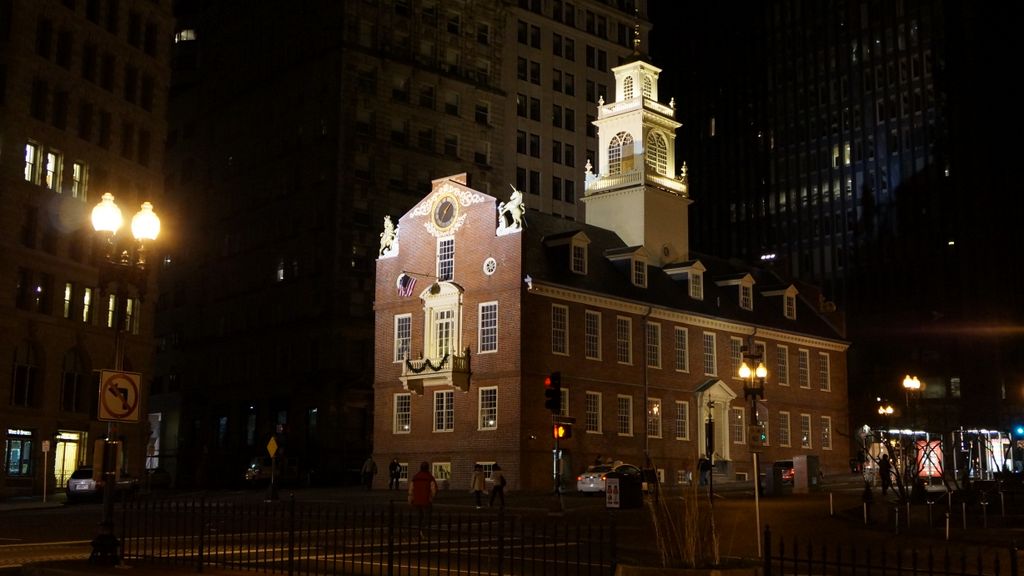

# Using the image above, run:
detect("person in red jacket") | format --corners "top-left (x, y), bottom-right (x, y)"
top-left (408, 461), bottom-right (438, 537)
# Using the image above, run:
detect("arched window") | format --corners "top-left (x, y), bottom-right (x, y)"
top-left (623, 76), bottom-right (634, 99)
top-left (608, 132), bottom-right (634, 175)
top-left (646, 132), bottom-right (668, 175)
top-left (643, 76), bottom-right (653, 98)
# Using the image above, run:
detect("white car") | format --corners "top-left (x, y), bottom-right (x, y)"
top-left (576, 462), bottom-right (642, 493)
top-left (66, 467), bottom-right (138, 503)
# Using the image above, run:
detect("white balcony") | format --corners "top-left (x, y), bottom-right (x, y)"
top-left (400, 349), bottom-right (471, 394)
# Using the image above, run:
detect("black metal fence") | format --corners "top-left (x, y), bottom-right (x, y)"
top-left (120, 496), bottom-right (617, 576)
top-left (763, 525), bottom-right (1020, 576)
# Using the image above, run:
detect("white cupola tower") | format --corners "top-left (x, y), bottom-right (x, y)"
top-left (582, 54), bottom-right (691, 267)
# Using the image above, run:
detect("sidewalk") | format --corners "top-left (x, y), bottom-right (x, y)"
top-left (0, 493), bottom-right (66, 513)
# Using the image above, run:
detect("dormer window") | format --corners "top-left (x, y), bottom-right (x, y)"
top-left (740, 285), bottom-right (753, 310)
top-left (785, 294), bottom-right (796, 319)
top-left (632, 258), bottom-right (647, 288)
top-left (690, 271), bottom-right (703, 300)
top-left (571, 242), bottom-right (587, 274)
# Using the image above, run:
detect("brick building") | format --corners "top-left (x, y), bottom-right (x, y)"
top-left (373, 54), bottom-right (849, 492)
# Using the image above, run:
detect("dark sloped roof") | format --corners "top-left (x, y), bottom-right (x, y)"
top-left (522, 211), bottom-right (845, 342)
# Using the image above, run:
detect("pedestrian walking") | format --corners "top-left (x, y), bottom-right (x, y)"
top-left (361, 456), bottom-right (378, 490)
top-left (879, 454), bottom-right (892, 496)
top-left (698, 456), bottom-right (711, 486)
top-left (470, 464), bottom-right (487, 508)
top-left (388, 458), bottom-right (401, 490)
top-left (408, 461), bottom-right (438, 538)
top-left (489, 463), bottom-right (506, 509)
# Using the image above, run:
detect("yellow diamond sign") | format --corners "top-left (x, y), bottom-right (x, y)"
top-left (266, 437), bottom-right (278, 458)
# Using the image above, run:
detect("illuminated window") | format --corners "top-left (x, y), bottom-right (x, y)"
top-left (800, 414), bottom-right (812, 449)
top-left (71, 162), bottom-right (88, 200)
top-left (394, 393), bottom-right (411, 433)
top-left (646, 398), bottom-right (662, 438)
top-left (394, 314), bottom-right (411, 362)
top-left (607, 131), bottom-right (634, 175)
top-left (44, 150), bottom-right (62, 191)
top-left (24, 143), bottom-right (39, 183)
top-left (820, 416), bottom-right (832, 449)
top-left (479, 387), bottom-right (497, 430)
top-left (646, 132), bottom-right (668, 175)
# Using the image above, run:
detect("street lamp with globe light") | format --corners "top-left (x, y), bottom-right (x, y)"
top-left (89, 192), bottom-right (160, 565)
top-left (738, 344), bottom-right (768, 558)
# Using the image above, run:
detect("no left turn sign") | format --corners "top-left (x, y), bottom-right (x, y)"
top-left (98, 370), bottom-right (142, 422)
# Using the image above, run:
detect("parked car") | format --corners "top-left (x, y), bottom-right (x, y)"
top-left (576, 462), bottom-right (642, 493)
top-left (65, 467), bottom-right (139, 502)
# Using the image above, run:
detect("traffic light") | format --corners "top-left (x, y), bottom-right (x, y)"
top-left (544, 371), bottom-right (562, 413)
top-left (748, 424), bottom-right (767, 447)
top-left (552, 423), bottom-right (573, 439)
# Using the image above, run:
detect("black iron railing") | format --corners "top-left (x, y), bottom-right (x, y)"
top-left (120, 496), bottom-right (616, 576)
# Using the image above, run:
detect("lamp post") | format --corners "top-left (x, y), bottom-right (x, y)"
top-left (739, 345), bottom-right (767, 558)
top-left (89, 193), bottom-right (160, 565)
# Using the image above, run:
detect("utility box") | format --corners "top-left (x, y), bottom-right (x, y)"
top-left (605, 471), bottom-right (642, 509)
top-left (793, 455), bottom-right (820, 494)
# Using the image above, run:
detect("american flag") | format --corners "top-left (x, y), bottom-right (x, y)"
top-left (397, 273), bottom-right (417, 297)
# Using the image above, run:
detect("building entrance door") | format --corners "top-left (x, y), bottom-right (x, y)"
top-left (54, 430), bottom-right (86, 486)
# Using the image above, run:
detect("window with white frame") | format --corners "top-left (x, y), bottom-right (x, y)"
top-left (434, 390), bottom-right (454, 432)
top-left (785, 294), bottom-right (796, 319)
top-left (798, 349), bottom-right (810, 388)
top-left (778, 411), bottom-right (791, 447)
top-left (479, 387), bottom-right (497, 429)
top-left (616, 316), bottom-right (632, 364)
top-left (437, 237), bottom-right (454, 281)
top-left (559, 387), bottom-right (569, 417)
top-left (24, 143), bottom-right (39, 183)
top-left (571, 243), bottom-right (587, 274)
top-left (432, 308), bottom-right (455, 358)
top-left (617, 395), bottom-right (632, 435)
top-left (730, 336), bottom-right (743, 377)
top-left (551, 304), bottom-right (568, 355)
top-left (820, 416), bottom-right (832, 449)
top-left (585, 391), bottom-right (601, 433)
top-left (646, 322), bottom-right (661, 368)
top-left (702, 332), bottom-right (717, 376)
top-left (730, 407), bottom-right (745, 444)
top-left (584, 310), bottom-right (601, 360)
top-left (675, 401), bottom-right (689, 439)
top-left (608, 131), bottom-right (634, 175)
top-left (646, 398), bottom-right (662, 438)
top-left (432, 462), bottom-right (451, 483)
top-left (818, 352), bottom-right (831, 391)
top-left (800, 413), bottom-right (812, 448)
top-left (623, 76), bottom-right (634, 99)
top-left (632, 258), bottom-right (646, 287)
top-left (646, 132), bottom-right (668, 175)
top-left (394, 393), bottom-right (411, 433)
top-left (675, 327), bottom-right (689, 372)
top-left (740, 284), bottom-right (753, 310)
top-left (479, 302), bottom-right (498, 353)
top-left (394, 314), bottom-right (411, 362)
top-left (690, 271), bottom-right (703, 300)
top-left (776, 345), bottom-right (789, 385)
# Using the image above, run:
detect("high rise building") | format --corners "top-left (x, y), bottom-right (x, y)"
top-left (157, 0), bottom-right (653, 486)
top-left (0, 0), bottom-right (173, 498)
top-left (658, 1), bottom-right (1020, 431)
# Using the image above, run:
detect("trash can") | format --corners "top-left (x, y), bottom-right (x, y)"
top-left (605, 471), bottom-right (643, 509)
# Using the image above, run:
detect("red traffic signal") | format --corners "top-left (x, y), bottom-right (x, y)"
top-left (544, 371), bottom-right (562, 413)
top-left (552, 423), bottom-right (573, 439)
